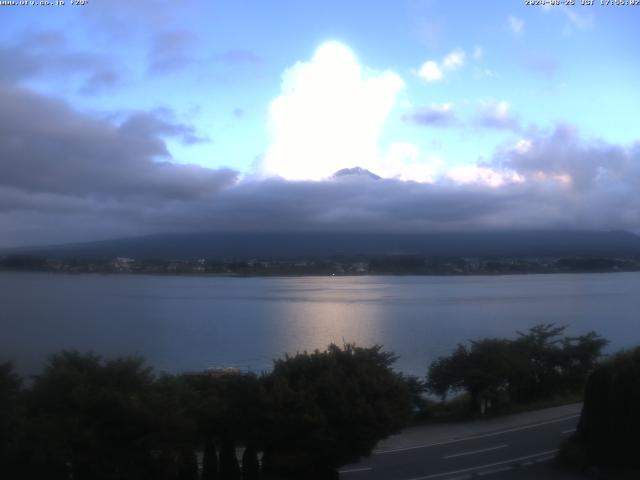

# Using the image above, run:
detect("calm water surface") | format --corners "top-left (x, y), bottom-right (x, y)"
top-left (2, 271), bottom-right (639, 376)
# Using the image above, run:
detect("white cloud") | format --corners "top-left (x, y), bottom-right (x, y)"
top-left (418, 60), bottom-right (443, 82)
top-left (509, 139), bottom-right (533, 155)
top-left (508, 16), bottom-right (524, 34)
top-left (443, 49), bottom-right (465, 70)
top-left (261, 41), bottom-right (405, 180)
top-left (417, 48), bottom-right (466, 82)
top-left (380, 143), bottom-right (442, 183)
top-left (448, 165), bottom-right (524, 188)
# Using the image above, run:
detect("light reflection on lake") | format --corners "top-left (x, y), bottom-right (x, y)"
top-left (2, 271), bottom-right (640, 376)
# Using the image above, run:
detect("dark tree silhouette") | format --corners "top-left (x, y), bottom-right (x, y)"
top-left (427, 325), bottom-right (607, 413)
top-left (241, 444), bottom-right (261, 480)
top-left (219, 436), bottom-right (241, 480)
top-left (202, 436), bottom-right (219, 480)
top-left (560, 347), bottom-right (640, 473)
top-left (261, 344), bottom-right (412, 478)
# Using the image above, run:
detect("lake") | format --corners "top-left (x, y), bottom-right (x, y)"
top-left (2, 271), bottom-right (640, 377)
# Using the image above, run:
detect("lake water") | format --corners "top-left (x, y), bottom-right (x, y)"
top-left (2, 271), bottom-right (640, 377)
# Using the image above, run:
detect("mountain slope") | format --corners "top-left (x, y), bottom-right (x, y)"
top-left (5, 230), bottom-right (640, 260)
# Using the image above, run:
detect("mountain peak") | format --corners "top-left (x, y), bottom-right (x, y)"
top-left (332, 167), bottom-right (381, 180)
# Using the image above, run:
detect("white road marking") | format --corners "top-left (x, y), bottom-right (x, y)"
top-left (338, 466), bottom-right (373, 474)
top-left (404, 449), bottom-right (558, 480)
top-left (561, 428), bottom-right (576, 434)
top-left (375, 415), bottom-right (579, 454)
top-left (443, 444), bottom-right (508, 459)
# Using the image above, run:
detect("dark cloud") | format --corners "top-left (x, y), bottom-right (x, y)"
top-left (402, 104), bottom-right (457, 127)
top-left (0, 86), bottom-right (235, 203)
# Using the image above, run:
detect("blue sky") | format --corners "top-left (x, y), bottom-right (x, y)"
top-left (4, 0), bottom-right (638, 173)
top-left (1, 1), bottom-right (639, 245)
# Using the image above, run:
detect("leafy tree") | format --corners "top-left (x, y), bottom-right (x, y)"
top-left (427, 325), bottom-right (607, 413)
top-left (560, 331), bottom-right (608, 390)
top-left (24, 351), bottom-right (157, 480)
top-left (510, 323), bottom-right (567, 401)
top-left (570, 347), bottom-right (640, 470)
top-left (427, 339), bottom-right (515, 412)
top-left (186, 371), bottom-right (267, 479)
top-left (261, 344), bottom-right (411, 478)
top-left (559, 347), bottom-right (640, 478)
top-left (147, 373), bottom-right (200, 480)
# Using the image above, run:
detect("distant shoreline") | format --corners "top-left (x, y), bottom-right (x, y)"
top-left (2, 265), bottom-right (640, 278)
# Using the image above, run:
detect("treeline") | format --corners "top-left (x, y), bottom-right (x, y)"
top-left (0, 345), bottom-right (411, 480)
top-left (3, 254), bottom-right (640, 276)
top-left (0, 326), bottom-right (610, 479)
top-left (425, 324), bottom-right (608, 414)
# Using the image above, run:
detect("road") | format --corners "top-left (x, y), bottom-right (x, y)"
top-left (339, 404), bottom-right (585, 480)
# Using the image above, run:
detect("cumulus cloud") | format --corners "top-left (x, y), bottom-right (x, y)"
top-left (418, 60), bottom-right (443, 82)
top-left (443, 49), bottom-right (465, 70)
top-left (417, 48), bottom-right (466, 82)
top-left (260, 41), bottom-right (405, 180)
top-left (402, 103), bottom-right (457, 127)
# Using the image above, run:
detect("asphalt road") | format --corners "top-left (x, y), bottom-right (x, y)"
top-left (339, 409), bottom-right (584, 480)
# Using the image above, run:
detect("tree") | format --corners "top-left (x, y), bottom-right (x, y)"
top-left (511, 324), bottom-right (567, 401)
top-left (560, 347), bottom-right (640, 473)
top-left (186, 371), bottom-right (268, 480)
top-left (24, 351), bottom-right (157, 480)
top-left (427, 325), bottom-right (608, 413)
top-left (427, 339), bottom-right (515, 412)
top-left (261, 344), bottom-right (411, 478)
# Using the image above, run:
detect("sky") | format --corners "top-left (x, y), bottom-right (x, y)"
top-left (1, 0), bottom-right (639, 247)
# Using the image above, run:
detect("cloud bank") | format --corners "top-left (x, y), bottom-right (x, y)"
top-left (2, 79), bottom-right (639, 247)
top-left (1, 37), bottom-right (639, 248)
